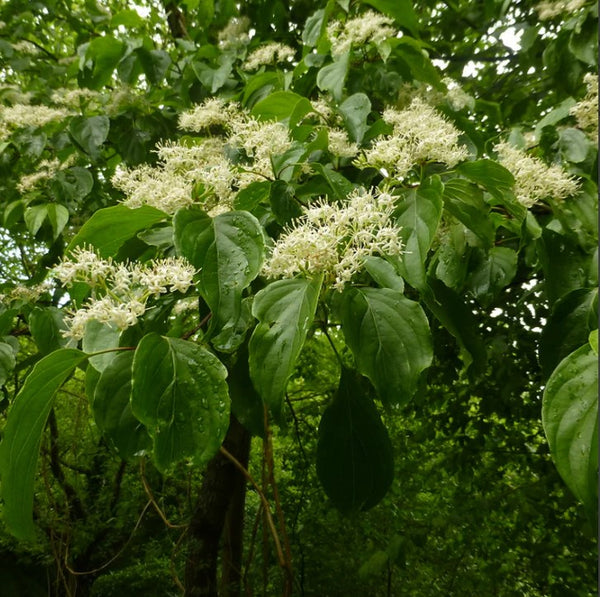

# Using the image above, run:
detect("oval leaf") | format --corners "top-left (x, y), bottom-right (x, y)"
top-left (340, 287), bottom-right (432, 406)
top-left (0, 349), bottom-right (86, 540)
top-left (174, 208), bottom-right (264, 352)
top-left (316, 368), bottom-right (394, 513)
top-left (249, 276), bottom-right (322, 412)
top-left (542, 343), bottom-right (598, 522)
top-left (131, 334), bottom-right (230, 471)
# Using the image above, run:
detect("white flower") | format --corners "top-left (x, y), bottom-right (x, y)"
top-left (535, 0), bottom-right (586, 19)
top-left (356, 98), bottom-right (468, 179)
top-left (570, 73), bottom-right (598, 142)
top-left (243, 43), bottom-right (295, 70)
top-left (262, 188), bottom-right (403, 290)
top-left (0, 104), bottom-right (70, 140)
top-left (328, 129), bottom-right (359, 158)
top-left (178, 98), bottom-right (242, 132)
top-left (56, 248), bottom-right (196, 339)
top-left (218, 16), bottom-right (251, 49)
top-left (327, 10), bottom-right (397, 56)
top-left (494, 142), bottom-right (580, 207)
top-left (442, 78), bottom-right (475, 112)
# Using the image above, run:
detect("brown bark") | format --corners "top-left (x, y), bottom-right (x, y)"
top-left (184, 415), bottom-right (250, 597)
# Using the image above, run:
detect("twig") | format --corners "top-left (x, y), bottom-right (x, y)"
top-left (140, 459), bottom-right (186, 529)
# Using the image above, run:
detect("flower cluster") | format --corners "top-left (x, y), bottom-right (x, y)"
top-left (51, 87), bottom-right (102, 109)
top-left (262, 188), bottom-right (403, 290)
top-left (218, 16), bottom-right (251, 49)
top-left (327, 10), bottom-right (397, 56)
top-left (570, 73), bottom-right (598, 142)
top-left (53, 247), bottom-right (195, 340)
top-left (178, 98), bottom-right (241, 132)
top-left (355, 98), bottom-right (468, 179)
top-left (18, 155), bottom-right (76, 193)
top-left (535, 0), bottom-right (586, 19)
top-left (0, 104), bottom-right (70, 140)
top-left (494, 142), bottom-right (580, 207)
top-left (243, 43), bottom-right (295, 71)
top-left (0, 280), bottom-right (53, 304)
top-left (328, 129), bottom-right (359, 158)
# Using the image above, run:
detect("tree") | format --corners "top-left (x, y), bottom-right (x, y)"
top-left (0, 0), bottom-right (597, 595)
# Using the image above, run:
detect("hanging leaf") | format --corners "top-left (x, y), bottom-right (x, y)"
top-left (339, 287), bottom-right (432, 406)
top-left (69, 115), bottom-right (110, 159)
top-left (249, 276), bottom-right (322, 412)
top-left (339, 93), bottom-right (371, 144)
top-left (394, 176), bottom-right (443, 290)
top-left (173, 208), bottom-right (265, 352)
top-left (317, 368), bottom-right (394, 513)
top-left (131, 334), bottom-right (230, 471)
top-left (0, 342), bottom-right (16, 387)
top-left (466, 246), bottom-right (518, 306)
top-left (28, 307), bottom-right (68, 355)
top-left (93, 351), bottom-right (150, 459)
top-left (0, 349), bottom-right (87, 540)
top-left (316, 54), bottom-right (349, 102)
top-left (542, 342), bottom-right (598, 522)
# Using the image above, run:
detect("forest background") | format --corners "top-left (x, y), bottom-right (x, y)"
top-left (0, 0), bottom-right (597, 595)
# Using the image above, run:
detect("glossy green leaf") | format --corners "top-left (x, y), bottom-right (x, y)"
top-left (249, 276), bottom-right (322, 412)
top-left (82, 36), bottom-right (126, 89)
top-left (69, 115), bottom-right (110, 158)
top-left (234, 180), bottom-right (271, 211)
top-left (457, 159), bottom-right (515, 203)
top-left (363, 256), bottom-right (404, 291)
top-left (68, 205), bottom-right (166, 257)
top-left (316, 368), bottom-right (394, 513)
top-left (542, 343), bottom-right (598, 521)
top-left (45, 204), bottom-right (69, 240)
top-left (173, 208), bottom-right (264, 352)
top-left (269, 180), bottom-right (302, 226)
top-left (23, 205), bottom-right (47, 236)
top-left (394, 176), bottom-right (443, 290)
top-left (0, 342), bottom-right (16, 387)
top-left (0, 349), bottom-right (86, 540)
top-left (340, 288), bottom-right (432, 406)
top-left (82, 320), bottom-right (121, 372)
top-left (339, 93), bottom-right (371, 143)
top-left (316, 54), bottom-right (349, 102)
top-left (131, 334), bottom-right (230, 472)
top-left (137, 48), bottom-right (171, 85)
top-left (93, 351), bottom-right (150, 459)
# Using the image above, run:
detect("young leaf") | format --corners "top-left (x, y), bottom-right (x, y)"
top-left (249, 276), bottom-right (322, 412)
top-left (131, 334), bottom-right (230, 471)
top-left (316, 368), bottom-right (394, 513)
top-left (0, 349), bottom-right (87, 540)
top-left (173, 208), bottom-right (265, 352)
top-left (542, 342), bottom-right (598, 522)
top-left (339, 287), bottom-right (432, 406)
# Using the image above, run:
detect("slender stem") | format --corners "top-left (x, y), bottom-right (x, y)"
top-left (140, 459), bottom-right (186, 529)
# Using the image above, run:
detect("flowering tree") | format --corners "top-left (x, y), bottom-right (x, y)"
top-left (0, 0), bottom-right (597, 594)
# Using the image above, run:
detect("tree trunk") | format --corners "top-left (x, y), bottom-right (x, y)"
top-left (185, 415), bottom-right (250, 597)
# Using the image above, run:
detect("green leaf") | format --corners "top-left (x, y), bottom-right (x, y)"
top-left (339, 93), bottom-right (371, 144)
top-left (234, 180), bottom-right (271, 211)
top-left (28, 307), bottom-right (67, 355)
top-left (558, 128), bottom-right (589, 163)
top-left (363, 256), bottom-right (404, 291)
top-left (173, 208), bottom-right (264, 352)
top-left (251, 91), bottom-right (312, 124)
top-left (302, 8), bottom-right (326, 47)
top-left (82, 320), bottom-right (121, 372)
top-left (23, 205), bottom-right (47, 237)
top-left (457, 159), bottom-right (515, 203)
top-left (433, 223), bottom-right (470, 291)
top-left (537, 228), bottom-right (592, 305)
top-left (131, 334), bottom-right (230, 472)
top-left (0, 349), bottom-right (86, 540)
top-left (362, 0), bottom-right (418, 35)
top-left (423, 278), bottom-right (487, 373)
top-left (93, 351), bottom-right (150, 459)
top-left (137, 48), bottom-right (171, 85)
top-left (340, 288), bottom-right (432, 406)
top-left (540, 288), bottom-right (598, 379)
top-left (394, 177), bottom-right (443, 290)
top-left (316, 368), bottom-right (394, 513)
top-left (466, 246), bottom-right (518, 306)
top-left (269, 181), bottom-right (302, 226)
top-left (249, 277), bottom-right (322, 412)
top-left (309, 163), bottom-right (355, 199)
top-left (443, 179), bottom-right (495, 248)
top-left (82, 36), bottom-right (126, 89)
top-left (68, 205), bottom-right (166, 257)
top-left (534, 97), bottom-right (577, 136)
top-left (317, 54), bottom-right (349, 102)
top-left (45, 204), bottom-right (69, 240)
top-left (589, 329), bottom-right (598, 355)
top-left (69, 115), bottom-right (110, 159)
top-left (0, 342), bottom-right (16, 387)
top-left (542, 343), bottom-right (598, 522)
top-left (55, 167), bottom-right (94, 202)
